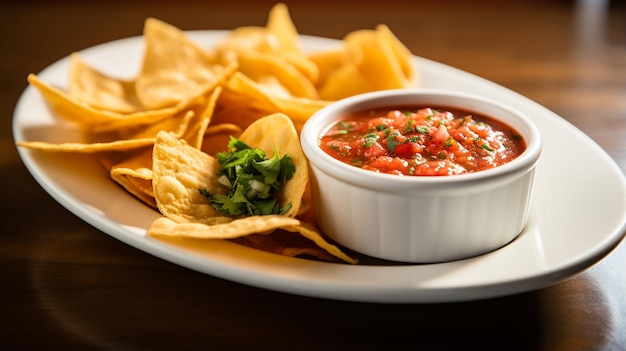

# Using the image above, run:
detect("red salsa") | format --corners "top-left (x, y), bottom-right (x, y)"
top-left (319, 106), bottom-right (526, 176)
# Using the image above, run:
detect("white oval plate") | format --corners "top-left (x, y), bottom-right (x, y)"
top-left (13, 31), bottom-right (626, 303)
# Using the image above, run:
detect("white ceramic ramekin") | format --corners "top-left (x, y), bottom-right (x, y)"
top-left (300, 89), bottom-right (542, 263)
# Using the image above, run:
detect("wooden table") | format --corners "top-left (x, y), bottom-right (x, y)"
top-left (2, 1), bottom-right (625, 349)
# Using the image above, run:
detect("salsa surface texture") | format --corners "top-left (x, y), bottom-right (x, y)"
top-left (319, 106), bottom-right (526, 176)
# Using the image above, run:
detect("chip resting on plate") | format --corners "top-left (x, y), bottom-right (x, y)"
top-left (149, 114), bottom-right (357, 264)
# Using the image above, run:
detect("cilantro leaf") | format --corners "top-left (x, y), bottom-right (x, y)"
top-left (253, 146), bottom-right (282, 185)
top-left (200, 137), bottom-right (295, 217)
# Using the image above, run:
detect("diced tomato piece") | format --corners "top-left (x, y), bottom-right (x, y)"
top-left (386, 110), bottom-right (407, 129)
top-left (394, 142), bottom-right (420, 158)
top-left (362, 142), bottom-right (386, 158)
top-left (413, 160), bottom-right (466, 176)
top-left (432, 125), bottom-right (450, 142)
top-left (366, 156), bottom-right (408, 175)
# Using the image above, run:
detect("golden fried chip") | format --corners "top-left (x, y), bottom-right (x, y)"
top-left (15, 108), bottom-right (196, 154)
top-left (230, 230), bottom-right (342, 262)
top-left (218, 72), bottom-right (281, 126)
top-left (148, 215), bottom-right (299, 239)
top-left (215, 6), bottom-right (318, 100)
top-left (283, 223), bottom-right (358, 264)
top-left (118, 109), bottom-right (195, 140)
top-left (28, 74), bottom-right (174, 128)
top-left (272, 96), bottom-right (329, 131)
top-left (28, 57), bottom-right (235, 134)
top-left (15, 137), bottom-right (155, 153)
top-left (375, 24), bottom-right (414, 81)
top-left (317, 62), bottom-right (371, 101)
top-left (266, 3), bottom-right (319, 83)
top-left (266, 3), bottom-right (300, 56)
top-left (152, 130), bottom-right (228, 224)
top-left (153, 114), bottom-right (307, 222)
top-left (109, 148), bottom-right (156, 208)
top-left (218, 72), bottom-right (327, 132)
top-left (343, 26), bottom-right (413, 90)
top-left (149, 216), bottom-right (356, 264)
top-left (102, 97), bottom-right (217, 210)
top-left (221, 72), bottom-right (279, 110)
top-left (135, 18), bottom-right (225, 109)
top-left (315, 25), bottom-right (415, 100)
top-left (237, 113), bottom-right (308, 218)
top-left (111, 169), bottom-right (155, 209)
top-left (105, 89), bottom-right (221, 208)
top-left (180, 86), bottom-right (222, 149)
top-left (204, 122), bottom-right (243, 136)
top-left (68, 53), bottom-right (144, 113)
top-left (308, 45), bottom-right (352, 90)
top-left (117, 175), bottom-right (155, 208)
top-left (214, 26), bottom-right (278, 54)
top-left (236, 50), bottom-right (318, 99)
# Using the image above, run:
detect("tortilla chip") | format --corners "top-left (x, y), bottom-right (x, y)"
top-left (109, 148), bottom-right (156, 208)
top-left (68, 53), bottom-right (144, 113)
top-left (283, 223), bottom-right (359, 264)
top-left (152, 130), bottom-right (228, 224)
top-left (15, 138), bottom-right (155, 153)
top-left (236, 50), bottom-right (319, 99)
top-left (180, 86), bottom-right (222, 149)
top-left (266, 3), bottom-right (319, 83)
top-left (28, 74), bottom-right (175, 128)
top-left (135, 18), bottom-right (226, 109)
top-left (237, 113), bottom-right (307, 218)
top-left (148, 215), bottom-right (298, 239)
top-left (315, 25), bottom-right (415, 100)
top-left (308, 45), bottom-right (351, 90)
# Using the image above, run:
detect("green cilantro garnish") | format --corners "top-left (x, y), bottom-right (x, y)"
top-left (407, 136), bottom-right (420, 143)
top-left (338, 121), bottom-right (352, 129)
top-left (200, 136), bottom-right (295, 217)
top-left (479, 144), bottom-right (495, 152)
top-left (386, 131), bottom-right (401, 154)
top-left (333, 121), bottom-right (353, 135)
top-left (361, 133), bottom-right (380, 148)
top-left (475, 137), bottom-right (495, 152)
top-left (415, 126), bottom-right (429, 135)
top-left (402, 119), bottom-right (415, 133)
top-left (351, 158), bottom-right (364, 167)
